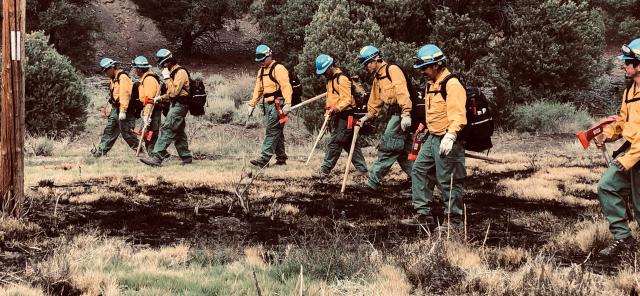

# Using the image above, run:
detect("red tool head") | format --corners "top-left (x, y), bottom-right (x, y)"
top-left (576, 115), bottom-right (621, 149)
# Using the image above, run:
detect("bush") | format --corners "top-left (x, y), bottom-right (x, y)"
top-left (297, 0), bottom-right (385, 132)
top-left (25, 135), bottom-right (55, 157)
top-left (492, 0), bottom-right (606, 107)
top-left (204, 73), bottom-right (253, 124)
top-left (24, 32), bottom-right (89, 137)
top-left (512, 101), bottom-right (593, 134)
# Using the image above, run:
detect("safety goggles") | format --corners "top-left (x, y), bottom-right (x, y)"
top-left (622, 44), bottom-right (639, 60)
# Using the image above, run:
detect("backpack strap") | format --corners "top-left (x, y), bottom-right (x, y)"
top-left (426, 73), bottom-right (458, 101)
top-left (169, 66), bottom-right (190, 95)
top-left (331, 72), bottom-right (346, 95)
top-left (109, 71), bottom-right (130, 101)
top-left (266, 62), bottom-right (282, 90)
top-left (375, 64), bottom-right (394, 82)
top-left (625, 84), bottom-right (639, 103)
top-left (145, 73), bottom-right (162, 97)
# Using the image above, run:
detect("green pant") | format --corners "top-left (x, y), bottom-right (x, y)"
top-left (151, 102), bottom-right (192, 162)
top-left (411, 134), bottom-right (466, 217)
top-left (320, 116), bottom-right (368, 174)
top-left (257, 102), bottom-right (287, 163)
top-left (368, 115), bottom-right (414, 189)
top-left (97, 107), bottom-right (138, 155)
top-left (597, 158), bottom-right (640, 240)
top-left (141, 107), bottom-right (163, 157)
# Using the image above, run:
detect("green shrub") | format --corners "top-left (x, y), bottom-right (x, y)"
top-left (297, 0), bottom-right (385, 133)
top-left (25, 135), bottom-right (55, 157)
top-left (513, 101), bottom-right (593, 134)
top-left (24, 32), bottom-right (89, 137)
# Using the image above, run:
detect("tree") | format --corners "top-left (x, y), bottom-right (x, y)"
top-left (132, 0), bottom-right (252, 56)
top-left (296, 0), bottom-right (385, 132)
top-left (251, 0), bottom-right (318, 64)
top-left (0, 0), bottom-right (101, 69)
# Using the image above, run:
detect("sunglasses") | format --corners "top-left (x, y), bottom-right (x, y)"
top-left (622, 44), bottom-right (639, 60)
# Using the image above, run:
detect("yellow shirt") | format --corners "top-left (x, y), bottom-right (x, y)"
top-left (161, 64), bottom-right (190, 100)
top-left (367, 62), bottom-right (412, 118)
top-left (110, 69), bottom-right (132, 113)
top-left (138, 71), bottom-right (160, 118)
top-left (325, 68), bottom-right (355, 114)
top-left (249, 60), bottom-right (293, 107)
top-left (603, 81), bottom-right (640, 170)
top-left (424, 68), bottom-right (467, 136)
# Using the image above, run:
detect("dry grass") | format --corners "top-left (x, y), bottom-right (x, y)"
top-left (0, 284), bottom-right (45, 296)
top-left (544, 219), bottom-right (613, 253)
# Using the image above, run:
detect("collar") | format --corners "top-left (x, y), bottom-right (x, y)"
top-left (169, 64), bottom-right (181, 72)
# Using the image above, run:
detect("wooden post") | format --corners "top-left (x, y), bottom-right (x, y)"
top-left (1, 0), bottom-right (26, 217)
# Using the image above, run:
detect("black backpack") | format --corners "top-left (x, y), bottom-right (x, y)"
top-left (261, 62), bottom-right (303, 105)
top-left (111, 72), bottom-right (144, 118)
top-left (430, 74), bottom-right (494, 152)
top-left (167, 67), bottom-right (208, 116)
top-left (378, 64), bottom-right (425, 132)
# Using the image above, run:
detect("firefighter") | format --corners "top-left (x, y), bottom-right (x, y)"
top-left (131, 56), bottom-right (162, 156)
top-left (247, 44), bottom-right (293, 167)
top-left (400, 44), bottom-right (467, 232)
top-left (314, 54), bottom-right (368, 178)
top-left (140, 49), bottom-right (193, 166)
top-left (593, 38), bottom-right (640, 258)
top-left (354, 46), bottom-right (413, 192)
top-left (93, 57), bottom-right (139, 157)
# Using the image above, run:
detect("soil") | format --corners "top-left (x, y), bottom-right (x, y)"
top-left (3, 164), bottom-right (623, 280)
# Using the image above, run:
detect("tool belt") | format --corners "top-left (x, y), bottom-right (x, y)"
top-left (173, 96), bottom-right (191, 106)
top-left (108, 96), bottom-right (119, 108)
top-left (263, 90), bottom-right (283, 104)
top-left (387, 104), bottom-right (402, 115)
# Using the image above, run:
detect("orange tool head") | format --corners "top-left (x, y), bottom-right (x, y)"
top-left (575, 115), bottom-right (621, 150)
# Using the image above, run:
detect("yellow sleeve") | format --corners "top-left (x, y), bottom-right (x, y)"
top-left (248, 69), bottom-right (263, 107)
top-left (141, 76), bottom-right (159, 117)
top-left (163, 69), bottom-right (188, 100)
top-left (445, 78), bottom-right (467, 134)
top-left (388, 65), bottom-right (412, 116)
top-left (118, 74), bottom-right (132, 113)
top-left (367, 80), bottom-right (384, 118)
top-left (617, 137), bottom-right (640, 170)
top-left (334, 75), bottom-right (352, 112)
top-left (274, 64), bottom-right (293, 105)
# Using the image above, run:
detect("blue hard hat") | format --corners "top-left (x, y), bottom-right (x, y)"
top-left (358, 45), bottom-right (380, 65)
top-left (255, 44), bottom-right (272, 62)
top-left (619, 38), bottom-right (640, 61)
top-left (315, 54), bottom-right (334, 75)
top-left (413, 44), bottom-right (446, 69)
top-left (155, 48), bottom-right (173, 65)
top-left (99, 58), bottom-right (117, 71)
top-left (132, 56), bottom-right (152, 69)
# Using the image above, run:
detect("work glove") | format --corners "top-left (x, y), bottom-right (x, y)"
top-left (439, 133), bottom-right (456, 156)
top-left (594, 133), bottom-right (605, 148)
top-left (153, 96), bottom-right (163, 103)
top-left (161, 68), bottom-right (171, 80)
top-left (400, 114), bottom-right (412, 132)
top-left (356, 115), bottom-right (370, 127)
top-left (247, 105), bottom-right (255, 116)
top-left (283, 104), bottom-right (292, 115)
top-left (118, 111), bottom-right (127, 121)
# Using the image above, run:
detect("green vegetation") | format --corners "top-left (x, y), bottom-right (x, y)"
top-left (25, 32), bottom-right (89, 137)
top-left (513, 101), bottom-right (593, 134)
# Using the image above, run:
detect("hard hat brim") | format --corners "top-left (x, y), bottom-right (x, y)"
top-left (158, 56), bottom-right (172, 65)
top-left (618, 54), bottom-right (637, 61)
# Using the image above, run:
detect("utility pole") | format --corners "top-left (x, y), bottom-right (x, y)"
top-left (1, 0), bottom-right (26, 217)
